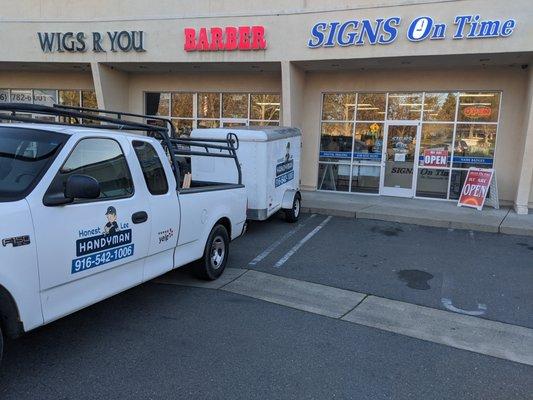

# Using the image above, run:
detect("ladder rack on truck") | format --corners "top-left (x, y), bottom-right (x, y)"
top-left (0, 102), bottom-right (242, 186)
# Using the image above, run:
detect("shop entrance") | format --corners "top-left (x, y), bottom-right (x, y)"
top-left (380, 122), bottom-right (421, 197)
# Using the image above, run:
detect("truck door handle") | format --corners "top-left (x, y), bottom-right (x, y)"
top-left (132, 211), bottom-right (148, 224)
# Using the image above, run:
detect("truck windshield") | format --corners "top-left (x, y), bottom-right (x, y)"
top-left (0, 127), bottom-right (67, 201)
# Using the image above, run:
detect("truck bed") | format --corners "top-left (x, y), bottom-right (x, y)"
top-left (179, 180), bottom-right (244, 194)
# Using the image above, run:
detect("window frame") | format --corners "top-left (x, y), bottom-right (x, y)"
top-left (45, 136), bottom-right (135, 205)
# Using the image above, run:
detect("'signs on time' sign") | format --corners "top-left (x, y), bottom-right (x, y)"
top-left (308, 15), bottom-right (516, 48)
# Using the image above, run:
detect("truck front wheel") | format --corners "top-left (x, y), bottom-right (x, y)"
top-left (195, 224), bottom-right (230, 280)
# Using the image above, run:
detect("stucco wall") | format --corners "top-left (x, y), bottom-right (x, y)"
top-left (0, 71), bottom-right (94, 90)
top-left (0, 0), bottom-right (530, 63)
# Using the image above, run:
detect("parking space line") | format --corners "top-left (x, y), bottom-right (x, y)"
top-left (248, 214), bottom-right (317, 267)
top-left (273, 216), bottom-right (332, 268)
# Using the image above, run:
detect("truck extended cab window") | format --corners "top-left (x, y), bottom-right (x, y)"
top-left (132, 140), bottom-right (169, 195)
top-left (47, 138), bottom-right (134, 201)
top-left (0, 127), bottom-right (67, 201)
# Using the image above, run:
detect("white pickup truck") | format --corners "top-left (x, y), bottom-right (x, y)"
top-left (0, 103), bottom-right (247, 362)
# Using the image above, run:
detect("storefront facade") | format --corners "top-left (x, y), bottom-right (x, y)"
top-left (0, 0), bottom-right (532, 211)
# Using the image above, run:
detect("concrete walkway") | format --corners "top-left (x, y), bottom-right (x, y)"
top-left (155, 268), bottom-right (533, 366)
top-left (300, 190), bottom-right (533, 236)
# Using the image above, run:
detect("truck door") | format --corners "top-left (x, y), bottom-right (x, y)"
top-left (28, 136), bottom-right (151, 323)
top-left (131, 139), bottom-right (180, 281)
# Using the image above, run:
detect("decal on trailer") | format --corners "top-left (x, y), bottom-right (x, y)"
top-left (71, 206), bottom-right (134, 274)
top-left (275, 141), bottom-right (295, 187)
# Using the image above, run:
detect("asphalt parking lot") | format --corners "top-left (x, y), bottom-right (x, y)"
top-left (1, 214), bottom-right (532, 399)
top-left (231, 213), bottom-right (533, 328)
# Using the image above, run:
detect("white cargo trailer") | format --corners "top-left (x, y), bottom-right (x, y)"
top-left (190, 126), bottom-right (301, 222)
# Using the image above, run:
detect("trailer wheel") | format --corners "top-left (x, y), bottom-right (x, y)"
top-left (195, 224), bottom-right (230, 280)
top-left (284, 192), bottom-right (301, 223)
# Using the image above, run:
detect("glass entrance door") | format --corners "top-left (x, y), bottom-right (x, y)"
top-left (381, 123), bottom-right (420, 197)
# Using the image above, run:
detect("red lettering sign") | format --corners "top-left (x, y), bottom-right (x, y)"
top-left (463, 106), bottom-right (492, 119)
top-left (423, 149), bottom-right (448, 167)
top-left (183, 26), bottom-right (267, 52)
top-left (458, 168), bottom-right (494, 210)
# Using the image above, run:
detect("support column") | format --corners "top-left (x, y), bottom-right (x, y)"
top-left (281, 61), bottom-right (305, 128)
top-left (281, 61), bottom-right (311, 188)
top-left (515, 67), bottom-right (533, 214)
top-left (90, 62), bottom-right (129, 111)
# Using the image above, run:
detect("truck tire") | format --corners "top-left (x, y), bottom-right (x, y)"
top-left (195, 224), bottom-right (230, 280)
top-left (0, 325), bottom-right (3, 364)
top-left (284, 192), bottom-right (301, 223)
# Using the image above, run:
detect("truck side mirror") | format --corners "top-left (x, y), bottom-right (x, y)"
top-left (65, 174), bottom-right (101, 200)
top-left (43, 174), bottom-right (101, 206)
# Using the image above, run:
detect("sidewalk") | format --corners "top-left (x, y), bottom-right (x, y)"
top-left (300, 190), bottom-right (533, 236)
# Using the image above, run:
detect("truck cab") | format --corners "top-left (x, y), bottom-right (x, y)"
top-left (0, 103), bottom-right (247, 362)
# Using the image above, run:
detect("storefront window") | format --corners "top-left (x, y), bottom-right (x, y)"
top-left (249, 120), bottom-right (279, 126)
top-left (356, 93), bottom-right (386, 121)
top-left (0, 90), bottom-right (8, 102)
top-left (146, 92), bottom-right (280, 131)
top-left (81, 91), bottom-right (97, 108)
top-left (319, 122), bottom-right (353, 162)
top-left (458, 92), bottom-right (500, 123)
top-left (317, 163), bottom-right (350, 192)
top-left (222, 93), bottom-right (248, 119)
top-left (198, 92), bottom-right (220, 119)
top-left (387, 93), bottom-right (423, 120)
top-left (11, 89), bottom-right (32, 103)
top-left (322, 93), bottom-right (356, 121)
top-left (453, 124), bottom-right (496, 168)
top-left (351, 165), bottom-right (380, 193)
top-left (423, 92), bottom-right (456, 122)
top-left (449, 169), bottom-right (470, 200)
top-left (172, 119), bottom-right (193, 136)
top-left (353, 123), bottom-right (383, 158)
top-left (197, 119), bottom-right (220, 128)
top-left (250, 94), bottom-right (280, 121)
top-left (418, 123), bottom-right (454, 167)
top-left (416, 168), bottom-right (449, 199)
top-left (318, 90), bottom-right (501, 200)
top-left (171, 93), bottom-right (193, 118)
top-left (58, 90), bottom-right (81, 107)
top-left (33, 89), bottom-right (57, 106)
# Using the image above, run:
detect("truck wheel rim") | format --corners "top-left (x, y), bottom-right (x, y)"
top-left (294, 198), bottom-right (300, 217)
top-left (210, 236), bottom-right (225, 269)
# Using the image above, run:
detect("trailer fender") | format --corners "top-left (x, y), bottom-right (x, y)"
top-left (281, 190), bottom-right (299, 209)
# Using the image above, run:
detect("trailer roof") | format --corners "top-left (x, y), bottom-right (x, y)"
top-left (191, 126), bottom-right (300, 142)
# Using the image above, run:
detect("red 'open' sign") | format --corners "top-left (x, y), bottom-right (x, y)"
top-left (423, 149), bottom-right (448, 167)
top-left (184, 26), bottom-right (267, 51)
top-left (458, 168), bottom-right (494, 210)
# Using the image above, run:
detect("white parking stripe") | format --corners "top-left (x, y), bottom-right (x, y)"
top-left (248, 214), bottom-right (317, 267)
top-left (273, 216), bottom-right (332, 268)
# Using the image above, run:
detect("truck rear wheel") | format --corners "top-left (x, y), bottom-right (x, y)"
top-left (284, 192), bottom-right (301, 223)
top-left (195, 224), bottom-right (230, 280)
